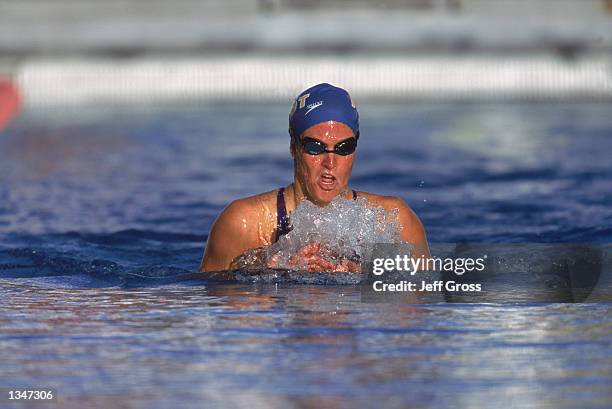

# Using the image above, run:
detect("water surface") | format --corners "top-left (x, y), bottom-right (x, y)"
top-left (1, 102), bottom-right (611, 408)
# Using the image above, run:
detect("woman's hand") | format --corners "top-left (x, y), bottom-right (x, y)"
top-left (284, 241), bottom-right (361, 272)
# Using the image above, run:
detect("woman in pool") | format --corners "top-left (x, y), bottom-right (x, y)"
top-left (199, 83), bottom-right (430, 272)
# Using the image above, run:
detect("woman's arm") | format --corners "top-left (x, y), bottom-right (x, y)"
top-left (199, 199), bottom-right (262, 272)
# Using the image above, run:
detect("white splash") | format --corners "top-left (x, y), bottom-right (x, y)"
top-left (230, 194), bottom-right (408, 272)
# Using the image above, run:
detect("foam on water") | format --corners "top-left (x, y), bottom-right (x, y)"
top-left (232, 195), bottom-right (408, 273)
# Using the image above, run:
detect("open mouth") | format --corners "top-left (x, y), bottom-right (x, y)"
top-left (318, 174), bottom-right (336, 190)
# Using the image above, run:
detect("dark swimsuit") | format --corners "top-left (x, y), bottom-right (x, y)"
top-left (274, 187), bottom-right (358, 242)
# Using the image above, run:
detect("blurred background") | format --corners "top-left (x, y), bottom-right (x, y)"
top-left (1, 0), bottom-right (611, 105)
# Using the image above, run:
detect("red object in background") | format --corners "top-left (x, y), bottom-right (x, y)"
top-left (0, 79), bottom-right (21, 131)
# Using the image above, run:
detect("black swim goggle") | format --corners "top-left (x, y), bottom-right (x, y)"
top-left (300, 137), bottom-right (358, 156)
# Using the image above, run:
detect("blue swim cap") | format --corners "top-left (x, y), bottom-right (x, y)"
top-left (289, 83), bottom-right (359, 139)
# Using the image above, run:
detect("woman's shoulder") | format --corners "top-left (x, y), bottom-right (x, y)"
top-left (356, 191), bottom-right (426, 240)
top-left (227, 189), bottom-right (278, 212)
top-left (355, 191), bottom-right (414, 213)
top-left (215, 188), bottom-right (280, 243)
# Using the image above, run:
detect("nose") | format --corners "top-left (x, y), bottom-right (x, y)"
top-left (322, 151), bottom-right (336, 169)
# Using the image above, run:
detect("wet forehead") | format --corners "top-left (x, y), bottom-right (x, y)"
top-left (301, 121), bottom-right (355, 143)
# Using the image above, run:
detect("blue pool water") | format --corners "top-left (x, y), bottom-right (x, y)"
top-left (1, 102), bottom-right (611, 408)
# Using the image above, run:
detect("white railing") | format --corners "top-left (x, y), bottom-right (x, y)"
top-left (16, 55), bottom-right (612, 106)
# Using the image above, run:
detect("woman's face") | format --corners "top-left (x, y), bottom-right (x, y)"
top-left (293, 121), bottom-right (356, 206)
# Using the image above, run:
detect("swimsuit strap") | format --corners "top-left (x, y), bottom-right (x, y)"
top-left (275, 187), bottom-right (292, 242)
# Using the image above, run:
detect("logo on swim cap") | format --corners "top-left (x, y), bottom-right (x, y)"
top-left (289, 83), bottom-right (359, 139)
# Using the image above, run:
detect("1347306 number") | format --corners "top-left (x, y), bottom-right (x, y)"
top-left (8, 390), bottom-right (54, 400)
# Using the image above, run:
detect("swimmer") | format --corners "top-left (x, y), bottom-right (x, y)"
top-left (199, 83), bottom-right (430, 272)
